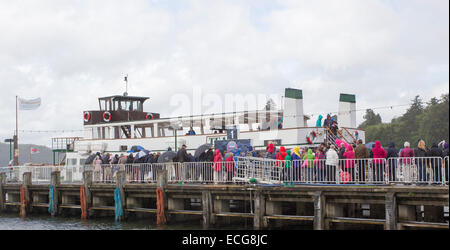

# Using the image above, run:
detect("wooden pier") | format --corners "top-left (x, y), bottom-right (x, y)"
top-left (0, 171), bottom-right (448, 230)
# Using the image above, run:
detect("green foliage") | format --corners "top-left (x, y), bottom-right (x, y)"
top-left (361, 94), bottom-right (449, 147)
top-left (358, 109), bottom-right (382, 130)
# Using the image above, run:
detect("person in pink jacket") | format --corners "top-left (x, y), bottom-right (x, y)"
top-left (343, 144), bottom-right (355, 181)
top-left (213, 149), bottom-right (223, 183)
top-left (372, 141), bottom-right (387, 182)
top-left (225, 153), bottom-right (235, 182)
top-left (400, 141), bottom-right (415, 164)
top-left (399, 141), bottom-right (415, 182)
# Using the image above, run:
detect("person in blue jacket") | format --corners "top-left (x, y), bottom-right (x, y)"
top-left (234, 149), bottom-right (242, 162)
top-left (248, 146), bottom-right (257, 157)
top-left (323, 114), bottom-right (332, 128)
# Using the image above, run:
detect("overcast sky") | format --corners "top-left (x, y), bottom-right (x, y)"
top-left (0, 0), bottom-right (448, 147)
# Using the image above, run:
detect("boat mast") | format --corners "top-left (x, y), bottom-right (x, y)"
top-left (124, 74), bottom-right (128, 96)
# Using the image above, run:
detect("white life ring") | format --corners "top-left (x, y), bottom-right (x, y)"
top-left (103, 111), bottom-right (112, 122)
top-left (83, 111), bottom-right (91, 122)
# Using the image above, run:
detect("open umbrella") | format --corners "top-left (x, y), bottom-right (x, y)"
top-left (158, 151), bottom-right (177, 163)
top-left (128, 145), bottom-right (146, 153)
top-left (365, 142), bottom-right (375, 149)
top-left (84, 154), bottom-right (96, 165)
top-left (194, 144), bottom-right (213, 159)
top-left (136, 151), bottom-right (147, 159)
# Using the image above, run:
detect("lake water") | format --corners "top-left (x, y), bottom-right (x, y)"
top-left (0, 213), bottom-right (208, 230)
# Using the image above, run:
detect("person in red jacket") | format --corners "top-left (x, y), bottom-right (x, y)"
top-left (213, 149), bottom-right (223, 183)
top-left (225, 153), bottom-right (235, 182)
top-left (372, 141), bottom-right (387, 182)
top-left (266, 141), bottom-right (275, 157)
top-left (343, 144), bottom-right (356, 182)
top-left (276, 146), bottom-right (287, 165)
top-left (275, 146), bottom-right (287, 181)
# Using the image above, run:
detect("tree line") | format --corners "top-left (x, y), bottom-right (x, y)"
top-left (358, 93), bottom-right (449, 148)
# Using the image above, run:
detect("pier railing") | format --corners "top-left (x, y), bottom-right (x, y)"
top-left (2, 156), bottom-right (449, 185)
top-left (0, 167), bottom-right (20, 183)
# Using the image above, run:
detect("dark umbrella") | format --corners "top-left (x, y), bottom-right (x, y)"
top-left (158, 151), bottom-right (177, 163)
top-left (194, 144), bottom-right (213, 159)
top-left (84, 154), bottom-right (96, 165)
top-left (136, 151), bottom-right (147, 159)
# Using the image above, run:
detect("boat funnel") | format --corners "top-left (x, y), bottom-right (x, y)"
top-left (283, 88), bottom-right (305, 128)
top-left (338, 93), bottom-right (356, 128)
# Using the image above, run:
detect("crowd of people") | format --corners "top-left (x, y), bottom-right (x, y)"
top-left (88, 137), bottom-right (449, 185)
top-left (259, 139), bottom-right (449, 184)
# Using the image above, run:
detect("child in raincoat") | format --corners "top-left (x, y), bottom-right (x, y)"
top-left (303, 149), bottom-right (315, 182)
top-left (284, 150), bottom-right (292, 183)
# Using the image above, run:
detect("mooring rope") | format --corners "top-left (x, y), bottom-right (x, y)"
top-left (80, 185), bottom-right (87, 219)
top-left (48, 184), bottom-right (55, 214)
top-left (156, 187), bottom-right (166, 225)
top-left (114, 187), bottom-right (124, 221)
top-left (19, 186), bottom-right (27, 218)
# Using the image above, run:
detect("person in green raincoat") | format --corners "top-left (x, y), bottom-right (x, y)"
top-left (315, 115), bottom-right (323, 127)
top-left (284, 149), bottom-right (292, 183)
top-left (302, 149), bottom-right (315, 182)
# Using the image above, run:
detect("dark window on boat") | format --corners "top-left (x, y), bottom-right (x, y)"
top-left (120, 145), bottom-right (128, 151)
top-left (264, 140), bottom-right (281, 146)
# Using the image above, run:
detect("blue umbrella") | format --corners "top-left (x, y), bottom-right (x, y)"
top-left (127, 145), bottom-right (146, 153)
top-left (365, 142), bottom-right (375, 149)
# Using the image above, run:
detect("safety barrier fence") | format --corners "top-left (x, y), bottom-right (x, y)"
top-left (0, 166), bottom-right (53, 184)
top-left (2, 156), bottom-right (449, 185)
top-left (276, 159), bottom-right (387, 185)
top-left (279, 157), bottom-right (448, 185)
top-left (59, 165), bottom-right (85, 184)
top-left (0, 167), bottom-right (20, 183)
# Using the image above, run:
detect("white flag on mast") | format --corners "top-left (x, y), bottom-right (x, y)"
top-left (19, 97), bottom-right (41, 110)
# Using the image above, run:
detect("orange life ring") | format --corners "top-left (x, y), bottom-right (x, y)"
top-left (83, 111), bottom-right (91, 122)
top-left (103, 111), bottom-right (112, 122)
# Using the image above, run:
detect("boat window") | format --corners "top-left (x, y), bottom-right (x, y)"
top-left (99, 100), bottom-right (105, 111)
top-left (115, 100), bottom-right (121, 111)
top-left (121, 101), bottom-right (130, 111)
top-left (129, 101), bottom-right (140, 111)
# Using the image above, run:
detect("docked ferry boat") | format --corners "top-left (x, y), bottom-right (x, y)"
top-left (62, 88), bottom-right (365, 166)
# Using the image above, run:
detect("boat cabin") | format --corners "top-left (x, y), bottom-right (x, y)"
top-left (83, 95), bottom-right (160, 125)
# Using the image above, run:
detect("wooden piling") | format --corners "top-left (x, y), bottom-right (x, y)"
top-left (202, 190), bottom-right (213, 229)
top-left (20, 172), bottom-right (32, 218)
top-left (313, 191), bottom-right (325, 230)
top-left (253, 190), bottom-right (265, 230)
top-left (50, 171), bottom-right (60, 216)
top-left (82, 170), bottom-right (92, 218)
top-left (115, 171), bottom-right (127, 220)
top-left (385, 192), bottom-right (397, 230)
top-left (0, 173), bottom-right (5, 211)
top-left (156, 169), bottom-right (168, 224)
